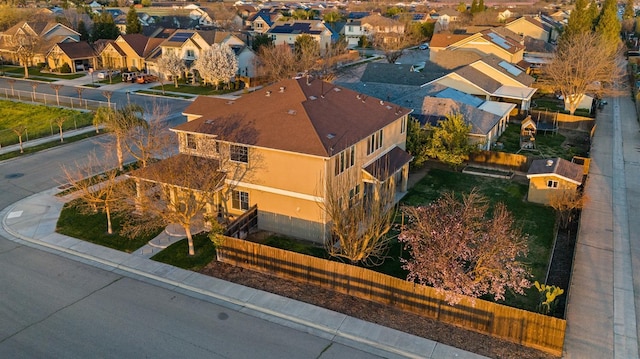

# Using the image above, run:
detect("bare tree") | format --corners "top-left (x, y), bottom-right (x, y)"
top-left (7, 79), bottom-right (15, 96)
top-left (30, 82), bottom-right (38, 102)
top-left (399, 190), bottom-right (531, 305)
top-left (124, 155), bottom-right (226, 256)
top-left (61, 152), bottom-right (126, 235)
top-left (257, 44), bottom-right (298, 83)
top-left (373, 32), bottom-right (410, 64)
top-left (54, 117), bottom-right (66, 142)
top-left (94, 104), bottom-right (147, 171)
top-left (548, 188), bottom-right (588, 229)
top-left (156, 51), bottom-right (186, 88)
top-left (123, 104), bottom-right (175, 168)
top-left (192, 44), bottom-right (238, 89)
top-left (50, 84), bottom-right (63, 106)
top-left (320, 169), bottom-right (396, 266)
top-left (12, 32), bottom-right (39, 78)
top-left (102, 90), bottom-right (113, 107)
top-left (12, 125), bottom-right (27, 153)
top-left (76, 87), bottom-right (84, 101)
top-left (545, 31), bottom-right (624, 115)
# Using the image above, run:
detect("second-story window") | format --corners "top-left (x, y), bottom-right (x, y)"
top-left (186, 49), bottom-right (195, 58)
top-left (400, 116), bottom-right (407, 134)
top-left (186, 133), bottom-right (197, 150)
top-left (335, 145), bottom-right (355, 175)
top-left (230, 144), bottom-right (248, 163)
top-left (367, 129), bottom-right (383, 155)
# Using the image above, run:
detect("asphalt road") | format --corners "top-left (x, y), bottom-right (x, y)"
top-left (0, 89), bottom-right (385, 358)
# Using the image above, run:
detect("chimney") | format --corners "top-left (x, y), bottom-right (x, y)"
top-left (546, 159), bottom-right (554, 166)
top-left (265, 90), bottom-right (271, 97)
top-left (279, 86), bottom-right (286, 93)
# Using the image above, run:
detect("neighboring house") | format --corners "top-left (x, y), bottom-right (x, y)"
top-left (504, 16), bottom-right (557, 43)
top-left (267, 20), bottom-right (333, 52)
top-left (97, 33), bottom-right (164, 72)
top-left (246, 8), bottom-right (282, 34)
top-left (424, 55), bottom-right (537, 111)
top-left (401, 89), bottom-right (515, 150)
top-left (46, 41), bottom-right (97, 72)
top-left (526, 157), bottom-right (584, 205)
top-left (496, 8), bottom-right (515, 22)
top-left (343, 20), bottom-right (366, 48)
top-left (431, 8), bottom-right (461, 30)
top-left (139, 78), bottom-right (413, 243)
top-left (0, 21), bottom-right (80, 66)
top-left (360, 14), bottom-right (405, 43)
top-left (430, 29), bottom-right (525, 68)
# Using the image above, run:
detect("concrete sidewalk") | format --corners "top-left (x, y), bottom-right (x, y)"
top-left (563, 82), bottom-right (640, 357)
top-left (0, 187), bottom-right (488, 359)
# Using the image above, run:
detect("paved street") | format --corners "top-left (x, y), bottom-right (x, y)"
top-left (0, 76), bottom-right (489, 359)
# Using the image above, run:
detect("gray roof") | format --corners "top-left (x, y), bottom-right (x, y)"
top-left (527, 157), bottom-right (584, 184)
top-left (419, 97), bottom-right (501, 136)
top-left (360, 62), bottom-right (447, 86)
top-left (453, 66), bottom-right (502, 94)
top-left (476, 54), bottom-right (534, 86)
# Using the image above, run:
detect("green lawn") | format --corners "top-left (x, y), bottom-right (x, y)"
top-left (402, 168), bottom-right (555, 310)
top-left (0, 100), bottom-right (94, 146)
top-left (56, 199), bottom-right (163, 253)
top-left (151, 233), bottom-right (216, 271)
top-left (148, 83), bottom-right (238, 96)
top-left (3, 66), bottom-right (85, 80)
top-left (0, 131), bottom-right (99, 161)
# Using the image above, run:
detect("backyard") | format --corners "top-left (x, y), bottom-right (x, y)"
top-left (496, 123), bottom-right (591, 160)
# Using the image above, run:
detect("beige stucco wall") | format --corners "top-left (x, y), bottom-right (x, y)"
top-left (505, 20), bottom-right (548, 42)
top-left (527, 175), bottom-right (579, 205)
top-left (459, 41), bottom-right (523, 64)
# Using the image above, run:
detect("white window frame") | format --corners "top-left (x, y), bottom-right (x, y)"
top-left (230, 144), bottom-right (248, 163)
top-left (367, 129), bottom-right (383, 155)
top-left (232, 190), bottom-right (249, 210)
top-left (334, 145), bottom-right (355, 175)
top-left (547, 180), bottom-right (558, 188)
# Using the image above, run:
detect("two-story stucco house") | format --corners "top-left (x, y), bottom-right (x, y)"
top-left (0, 21), bottom-right (80, 66)
top-left (96, 34), bottom-right (164, 72)
top-left (134, 78), bottom-right (413, 243)
top-left (267, 20), bottom-right (333, 52)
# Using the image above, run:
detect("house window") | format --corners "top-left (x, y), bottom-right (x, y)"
top-left (400, 116), bottom-right (407, 134)
top-left (232, 190), bottom-right (249, 210)
top-left (186, 49), bottom-right (195, 58)
top-left (349, 184), bottom-right (360, 207)
top-left (186, 133), bottom-right (197, 149)
top-left (334, 145), bottom-right (355, 175)
top-left (547, 180), bottom-right (558, 188)
top-left (367, 129), bottom-right (383, 155)
top-left (230, 144), bottom-right (248, 163)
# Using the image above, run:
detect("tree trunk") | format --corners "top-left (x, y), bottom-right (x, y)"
top-left (116, 135), bottom-right (124, 171)
top-left (186, 226), bottom-right (195, 256)
top-left (106, 205), bottom-right (113, 234)
top-left (59, 127), bottom-right (64, 142)
top-left (23, 64), bottom-right (28, 79)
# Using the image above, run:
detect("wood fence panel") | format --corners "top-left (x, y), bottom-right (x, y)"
top-left (217, 237), bottom-right (565, 356)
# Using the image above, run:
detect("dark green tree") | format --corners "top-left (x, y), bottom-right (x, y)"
top-left (251, 33), bottom-right (272, 52)
top-left (470, 0), bottom-right (479, 13)
top-left (595, 0), bottom-right (622, 53)
top-left (91, 11), bottom-right (120, 42)
top-left (587, 0), bottom-right (599, 29)
top-left (478, 0), bottom-right (485, 12)
top-left (424, 112), bottom-right (475, 168)
top-left (406, 117), bottom-right (430, 169)
top-left (563, 0), bottom-right (593, 39)
top-left (77, 20), bottom-right (89, 41)
top-left (126, 6), bottom-right (142, 34)
top-left (322, 11), bottom-right (344, 23)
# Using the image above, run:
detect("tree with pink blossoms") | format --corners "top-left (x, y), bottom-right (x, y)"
top-left (399, 190), bottom-right (531, 305)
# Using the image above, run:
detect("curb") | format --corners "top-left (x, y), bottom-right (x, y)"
top-left (0, 190), bottom-right (454, 359)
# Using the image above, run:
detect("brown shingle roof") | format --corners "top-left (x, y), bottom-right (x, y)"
top-left (429, 33), bottom-right (471, 48)
top-left (56, 41), bottom-right (95, 59)
top-left (129, 154), bottom-right (225, 191)
top-left (364, 146), bottom-right (413, 181)
top-left (177, 78), bottom-right (412, 157)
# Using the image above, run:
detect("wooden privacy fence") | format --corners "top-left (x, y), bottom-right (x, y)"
top-left (529, 110), bottom-right (595, 132)
top-left (217, 236), bottom-right (566, 356)
top-left (467, 150), bottom-right (531, 172)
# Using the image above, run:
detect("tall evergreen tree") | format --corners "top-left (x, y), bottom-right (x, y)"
top-left (623, 0), bottom-right (635, 20)
top-left (478, 0), bottom-right (485, 12)
top-left (587, 0), bottom-right (599, 29)
top-left (596, 0), bottom-right (622, 52)
top-left (126, 6), bottom-right (142, 34)
top-left (470, 0), bottom-right (479, 13)
top-left (91, 11), bottom-right (120, 42)
top-left (77, 20), bottom-right (89, 41)
top-left (563, 0), bottom-right (592, 39)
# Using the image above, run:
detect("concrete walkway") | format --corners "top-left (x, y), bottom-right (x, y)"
top-left (0, 187), bottom-right (489, 359)
top-left (563, 81), bottom-right (640, 357)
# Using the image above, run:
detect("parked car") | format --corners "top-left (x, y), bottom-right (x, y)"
top-left (419, 43), bottom-right (429, 50)
top-left (122, 72), bottom-right (140, 83)
top-left (135, 74), bottom-right (158, 84)
top-left (96, 70), bottom-right (121, 79)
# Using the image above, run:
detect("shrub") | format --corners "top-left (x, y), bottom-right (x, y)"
top-left (60, 63), bottom-right (72, 73)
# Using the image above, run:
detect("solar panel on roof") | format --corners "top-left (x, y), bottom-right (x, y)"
top-left (170, 32), bottom-right (192, 42)
top-left (498, 61), bottom-right (522, 76)
top-left (486, 32), bottom-right (510, 50)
